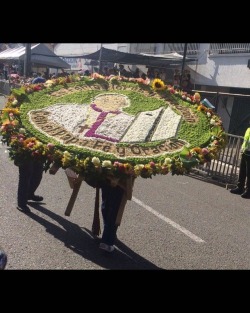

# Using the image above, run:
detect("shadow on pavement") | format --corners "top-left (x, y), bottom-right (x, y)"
top-left (27, 202), bottom-right (161, 270)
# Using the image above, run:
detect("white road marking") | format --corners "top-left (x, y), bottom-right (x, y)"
top-left (132, 196), bottom-right (205, 243)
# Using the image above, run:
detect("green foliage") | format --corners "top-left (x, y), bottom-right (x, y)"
top-left (179, 146), bottom-right (199, 169)
top-left (12, 87), bottom-right (29, 102)
top-left (178, 112), bottom-right (211, 148)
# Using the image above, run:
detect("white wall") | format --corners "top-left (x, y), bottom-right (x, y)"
top-left (188, 43), bottom-right (250, 89)
top-left (54, 43), bottom-right (119, 56)
top-left (117, 44), bottom-right (129, 52)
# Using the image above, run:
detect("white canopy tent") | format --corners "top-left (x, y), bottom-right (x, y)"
top-left (140, 52), bottom-right (184, 59)
top-left (0, 43), bottom-right (70, 69)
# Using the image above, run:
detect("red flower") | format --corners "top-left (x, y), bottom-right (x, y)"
top-left (33, 85), bottom-right (42, 91)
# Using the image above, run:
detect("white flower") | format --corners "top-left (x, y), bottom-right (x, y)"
top-left (207, 112), bottom-right (211, 118)
top-left (137, 164), bottom-right (145, 170)
top-left (92, 157), bottom-right (100, 166)
top-left (210, 119), bottom-right (216, 125)
top-left (12, 99), bottom-right (18, 105)
top-left (19, 128), bottom-right (26, 134)
top-left (102, 160), bottom-right (112, 168)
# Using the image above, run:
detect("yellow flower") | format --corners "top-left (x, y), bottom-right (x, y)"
top-left (164, 157), bottom-right (172, 165)
top-left (2, 108), bottom-right (20, 115)
top-left (35, 141), bottom-right (43, 148)
top-left (62, 151), bottom-right (73, 166)
top-left (152, 78), bottom-right (165, 90)
top-left (194, 92), bottom-right (201, 101)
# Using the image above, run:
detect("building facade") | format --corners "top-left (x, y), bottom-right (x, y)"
top-left (128, 43), bottom-right (250, 135)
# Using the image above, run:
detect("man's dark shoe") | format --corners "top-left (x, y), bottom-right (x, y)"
top-left (28, 195), bottom-right (43, 202)
top-left (17, 205), bottom-right (31, 213)
top-left (241, 191), bottom-right (250, 199)
top-left (0, 249), bottom-right (7, 270)
top-left (230, 187), bottom-right (244, 195)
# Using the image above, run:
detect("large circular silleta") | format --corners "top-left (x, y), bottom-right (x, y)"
top-left (0, 75), bottom-right (227, 180)
top-left (28, 93), bottom-right (188, 160)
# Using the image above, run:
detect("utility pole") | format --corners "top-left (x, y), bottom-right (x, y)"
top-left (179, 43), bottom-right (188, 89)
top-left (98, 43), bottom-right (103, 74)
top-left (24, 43), bottom-right (31, 78)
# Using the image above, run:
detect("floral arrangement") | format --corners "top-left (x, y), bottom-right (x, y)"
top-left (0, 74), bottom-right (227, 183)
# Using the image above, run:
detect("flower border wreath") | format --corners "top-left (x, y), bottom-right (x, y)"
top-left (0, 73), bottom-right (227, 182)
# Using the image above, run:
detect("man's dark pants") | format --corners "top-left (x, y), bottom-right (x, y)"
top-left (17, 160), bottom-right (44, 207)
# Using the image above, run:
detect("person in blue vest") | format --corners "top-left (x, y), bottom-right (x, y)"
top-left (32, 73), bottom-right (46, 84)
top-left (230, 123), bottom-right (250, 198)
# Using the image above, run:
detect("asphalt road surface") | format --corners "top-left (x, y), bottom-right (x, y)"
top-left (0, 96), bottom-right (249, 270)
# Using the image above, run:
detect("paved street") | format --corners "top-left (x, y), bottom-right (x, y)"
top-left (0, 96), bottom-right (249, 270)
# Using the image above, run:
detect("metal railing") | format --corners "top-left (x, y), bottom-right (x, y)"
top-left (163, 43), bottom-right (200, 56)
top-left (131, 43), bottom-right (200, 56)
top-left (191, 133), bottom-right (243, 186)
top-left (209, 43), bottom-right (250, 55)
